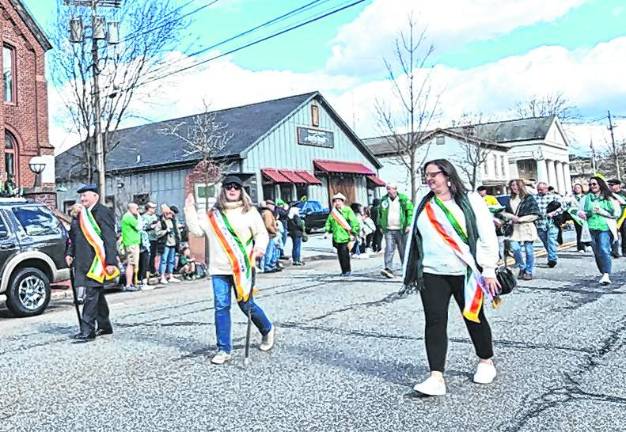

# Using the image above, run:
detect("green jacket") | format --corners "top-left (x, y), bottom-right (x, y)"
top-left (583, 194), bottom-right (620, 231)
top-left (378, 193), bottom-right (414, 232)
top-left (121, 212), bottom-right (141, 247)
top-left (325, 206), bottom-right (360, 244)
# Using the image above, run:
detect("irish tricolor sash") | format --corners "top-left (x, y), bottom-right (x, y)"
top-left (425, 197), bottom-right (493, 323)
top-left (330, 208), bottom-right (352, 232)
top-left (207, 210), bottom-right (255, 302)
top-left (78, 208), bottom-right (120, 283)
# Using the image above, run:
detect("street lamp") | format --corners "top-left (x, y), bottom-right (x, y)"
top-left (28, 156), bottom-right (47, 188)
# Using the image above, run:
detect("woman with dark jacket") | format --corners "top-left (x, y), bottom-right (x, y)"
top-left (502, 179), bottom-right (540, 280)
top-left (286, 206), bottom-right (305, 266)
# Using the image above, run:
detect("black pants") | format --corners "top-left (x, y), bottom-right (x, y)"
top-left (335, 242), bottom-right (351, 274)
top-left (372, 229), bottom-right (383, 252)
top-left (81, 285), bottom-right (112, 335)
top-left (138, 249), bottom-right (150, 281)
top-left (573, 222), bottom-right (590, 251)
top-left (420, 273), bottom-right (493, 372)
top-left (149, 240), bottom-right (158, 274)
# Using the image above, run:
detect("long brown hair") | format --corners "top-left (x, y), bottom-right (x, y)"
top-left (214, 186), bottom-right (253, 213)
top-left (508, 179), bottom-right (529, 199)
top-left (423, 159), bottom-right (468, 200)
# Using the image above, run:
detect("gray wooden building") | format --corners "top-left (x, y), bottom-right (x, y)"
top-left (55, 92), bottom-right (385, 216)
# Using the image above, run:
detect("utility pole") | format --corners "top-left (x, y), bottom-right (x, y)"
top-left (67, 0), bottom-right (121, 203)
top-left (608, 110), bottom-right (620, 180)
top-left (589, 137), bottom-right (597, 173)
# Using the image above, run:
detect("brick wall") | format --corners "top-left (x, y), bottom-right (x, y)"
top-left (0, 0), bottom-right (53, 195)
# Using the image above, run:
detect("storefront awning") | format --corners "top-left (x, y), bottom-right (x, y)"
top-left (261, 168), bottom-right (290, 183)
top-left (313, 159), bottom-right (375, 175)
top-left (294, 170), bottom-right (322, 185)
top-left (367, 175), bottom-right (386, 187)
top-left (280, 170), bottom-right (307, 184)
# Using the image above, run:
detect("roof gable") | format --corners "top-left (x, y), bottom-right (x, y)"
top-left (9, 0), bottom-right (52, 51)
top-left (451, 116), bottom-right (556, 143)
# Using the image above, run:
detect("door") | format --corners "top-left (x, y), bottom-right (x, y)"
top-left (0, 211), bottom-right (18, 277)
top-left (328, 175), bottom-right (357, 205)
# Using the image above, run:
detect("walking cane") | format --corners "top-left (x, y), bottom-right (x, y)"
top-left (69, 267), bottom-right (84, 332)
top-left (244, 269), bottom-right (256, 366)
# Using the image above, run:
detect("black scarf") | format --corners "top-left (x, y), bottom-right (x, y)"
top-left (401, 192), bottom-right (479, 293)
top-left (505, 195), bottom-right (540, 217)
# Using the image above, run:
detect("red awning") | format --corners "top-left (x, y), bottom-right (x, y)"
top-left (314, 159), bottom-right (375, 175)
top-left (262, 168), bottom-right (290, 183)
top-left (367, 175), bottom-right (386, 187)
top-left (294, 170), bottom-right (322, 185)
top-left (279, 170), bottom-right (307, 184)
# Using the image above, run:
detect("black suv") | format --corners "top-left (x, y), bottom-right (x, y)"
top-left (0, 199), bottom-right (70, 317)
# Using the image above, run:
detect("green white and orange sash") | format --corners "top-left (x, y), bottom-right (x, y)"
top-left (207, 209), bottom-right (255, 302)
top-left (330, 207), bottom-right (352, 232)
top-left (425, 197), bottom-right (493, 323)
top-left (78, 208), bottom-right (120, 283)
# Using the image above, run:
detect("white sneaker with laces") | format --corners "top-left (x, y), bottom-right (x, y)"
top-left (160, 277), bottom-right (168, 285)
top-left (473, 361), bottom-right (497, 384)
top-left (211, 351), bottom-right (232, 365)
top-left (259, 326), bottom-right (275, 352)
top-left (600, 273), bottom-right (611, 285)
top-left (413, 375), bottom-right (446, 396)
top-left (169, 276), bottom-right (181, 283)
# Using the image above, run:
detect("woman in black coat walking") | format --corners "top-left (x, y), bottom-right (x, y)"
top-left (286, 206), bottom-right (305, 266)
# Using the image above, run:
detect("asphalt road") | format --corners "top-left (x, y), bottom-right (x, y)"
top-left (1, 243), bottom-right (625, 432)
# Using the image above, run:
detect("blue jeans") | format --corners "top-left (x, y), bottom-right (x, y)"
top-left (281, 229), bottom-right (288, 256)
top-left (537, 225), bottom-right (558, 262)
top-left (291, 236), bottom-right (302, 262)
top-left (159, 245), bottom-right (176, 275)
top-left (510, 240), bottom-right (535, 275)
top-left (590, 230), bottom-right (613, 274)
top-left (263, 239), bottom-right (277, 271)
top-left (212, 275), bottom-right (272, 353)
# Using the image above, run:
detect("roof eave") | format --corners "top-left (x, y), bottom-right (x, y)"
top-left (11, 0), bottom-right (53, 51)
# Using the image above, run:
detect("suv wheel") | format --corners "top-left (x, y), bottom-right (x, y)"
top-left (6, 267), bottom-right (51, 317)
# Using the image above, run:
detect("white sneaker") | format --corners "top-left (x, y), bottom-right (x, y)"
top-left (141, 284), bottom-right (155, 291)
top-left (160, 277), bottom-right (168, 285)
top-left (168, 276), bottom-right (181, 283)
top-left (259, 326), bottom-right (275, 352)
top-left (211, 351), bottom-right (232, 365)
top-left (473, 361), bottom-right (497, 384)
top-left (413, 375), bottom-right (446, 396)
top-left (600, 273), bottom-right (611, 285)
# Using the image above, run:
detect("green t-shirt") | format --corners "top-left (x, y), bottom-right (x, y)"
top-left (121, 212), bottom-right (141, 247)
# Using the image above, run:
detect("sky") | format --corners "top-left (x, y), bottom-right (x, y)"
top-left (23, 0), bottom-right (626, 156)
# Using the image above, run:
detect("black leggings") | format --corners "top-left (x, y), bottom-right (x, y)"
top-left (334, 242), bottom-right (351, 274)
top-left (420, 273), bottom-right (494, 372)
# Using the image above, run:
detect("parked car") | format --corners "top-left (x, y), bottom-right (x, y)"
top-left (0, 199), bottom-right (70, 317)
top-left (293, 200), bottom-right (330, 234)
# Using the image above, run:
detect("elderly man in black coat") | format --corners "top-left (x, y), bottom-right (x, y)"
top-left (65, 184), bottom-right (118, 342)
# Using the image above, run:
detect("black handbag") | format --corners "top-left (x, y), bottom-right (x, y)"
top-left (501, 221), bottom-right (514, 237)
top-left (495, 265), bottom-right (516, 295)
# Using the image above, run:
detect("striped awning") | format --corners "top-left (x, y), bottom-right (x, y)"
top-left (261, 168), bottom-right (290, 183)
top-left (294, 170), bottom-right (322, 185)
top-left (313, 159), bottom-right (375, 175)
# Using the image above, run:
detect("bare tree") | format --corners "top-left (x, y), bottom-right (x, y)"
top-left (375, 15), bottom-right (440, 202)
top-left (50, 0), bottom-right (187, 188)
top-left (514, 92), bottom-right (579, 122)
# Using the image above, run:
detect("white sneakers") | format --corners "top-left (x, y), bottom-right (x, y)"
top-left (413, 375), bottom-right (447, 396)
top-left (600, 273), bottom-right (611, 285)
top-left (414, 361), bottom-right (497, 396)
top-left (211, 351), bottom-right (232, 365)
top-left (160, 276), bottom-right (168, 285)
top-left (259, 327), bottom-right (276, 352)
top-left (169, 276), bottom-right (181, 283)
top-left (473, 361), bottom-right (497, 384)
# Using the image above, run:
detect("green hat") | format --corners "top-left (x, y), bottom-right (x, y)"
top-left (275, 198), bottom-right (285, 206)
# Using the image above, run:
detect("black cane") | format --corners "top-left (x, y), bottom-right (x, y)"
top-left (244, 269), bottom-right (256, 366)
top-left (69, 266), bottom-right (83, 331)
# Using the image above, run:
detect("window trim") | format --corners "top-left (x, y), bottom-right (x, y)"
top-left (3, 44), bottom-right (16, 104)
top-left (4, 131), bottom-right (19, 186)
top-left (311, 104), bottom-right (320, 127)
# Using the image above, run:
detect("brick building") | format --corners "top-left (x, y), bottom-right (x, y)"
top-left (0, 0), bottom-right (54, 205)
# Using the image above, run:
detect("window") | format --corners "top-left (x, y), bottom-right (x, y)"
top-left (133, 193), bottom-right (150, 206)
top-left (262, 184), bottom-right (275, 202)
top-left (295, 184), bottom-right (308, 202)
top-left (5, 131), bottom-right (17, 184)
top-left (500, 156), bottom-right (506, 177)
top-left (3, 45), bottom-right (15, 103)
top-left (0, 214), bottom-right (8, 238)
top-left (311, 104), bottom-right (319, 127)
top-left (13, 206), bottom-right (61, 236)
top-left (280, 184), bottom-right (293, 202)
top-left (436, 135), bottom-right (445, 145)
top-left (63, 200), bottom-right (76, 215)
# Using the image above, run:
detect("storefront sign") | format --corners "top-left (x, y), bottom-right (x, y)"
top-left (297, 127), bottom-right (334, 148)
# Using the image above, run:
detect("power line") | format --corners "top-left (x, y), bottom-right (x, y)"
top-left (122, 0), bottom-right (221, 43)
top-left (138, 0), bottom-right (333, 83)
top-left (136, 0), bottom-right (367, 90)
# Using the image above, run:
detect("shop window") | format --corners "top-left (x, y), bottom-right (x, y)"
top-left (3, 45), bottom-right (15, 103)
top-left (5, 131), bottom-right (18, 185)
top-left (311, 104), bottom-right (319, 127)
top-left (133, 193), bottom-right (150, 206)
top-left (296, 184), bottom-right (308, 201)
top-left (262, 184), bottom-right (275, 202)
top-left (280, 184), bottom-right (293, 203)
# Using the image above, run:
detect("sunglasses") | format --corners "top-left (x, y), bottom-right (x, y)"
top-left (224, 183), bottom-right (241, 191)
top-left (589, 182), bottom-right (599, 186)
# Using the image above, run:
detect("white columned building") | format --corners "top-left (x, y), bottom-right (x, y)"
top-left (547, 160), bottom-right (557, 188)
top-left (536, 159), bottom-right (548, 184)
top-left (556, 161), bottom-right (566, 192)
top-left (563, 163), bottom-right (572, 192)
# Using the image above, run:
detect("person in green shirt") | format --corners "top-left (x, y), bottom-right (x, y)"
top-left (378, 184), bottom-right (414, 279)
top-left (324, 193), bottom-right (360, 276)
top-left (579, 176), bottom-right (621, 285)
top-left (121, 203), bottom-right (141, 291)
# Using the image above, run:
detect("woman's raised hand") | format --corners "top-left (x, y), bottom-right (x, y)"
top-left (185, 193), bottom-right (196, 208)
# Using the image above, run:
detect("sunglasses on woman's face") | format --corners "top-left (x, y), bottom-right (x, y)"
top-left (224, 183), bottom-right (241, 191)
top-left (589, 182), bottom-right (599, 186)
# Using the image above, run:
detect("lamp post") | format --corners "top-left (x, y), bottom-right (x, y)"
top-left (66, 0), bottom-right (121, 203)
top-left (28, 157), bottom-right (47, 189)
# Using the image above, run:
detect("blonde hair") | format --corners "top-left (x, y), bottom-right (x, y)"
top-left (214, 187), bottom-right (253, 213)
top-left (509, 179), bottom-right (529, 199)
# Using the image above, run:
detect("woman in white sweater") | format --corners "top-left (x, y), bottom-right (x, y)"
top-left (402, 159), bottom-right (500, 396)
top-left (184, 175), bottom-right (275, 365)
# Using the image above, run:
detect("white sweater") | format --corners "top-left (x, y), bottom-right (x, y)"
top-left (184, 202), bottom-right (269, 276)
top-left (415, 191), bottom-right (499, 279)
